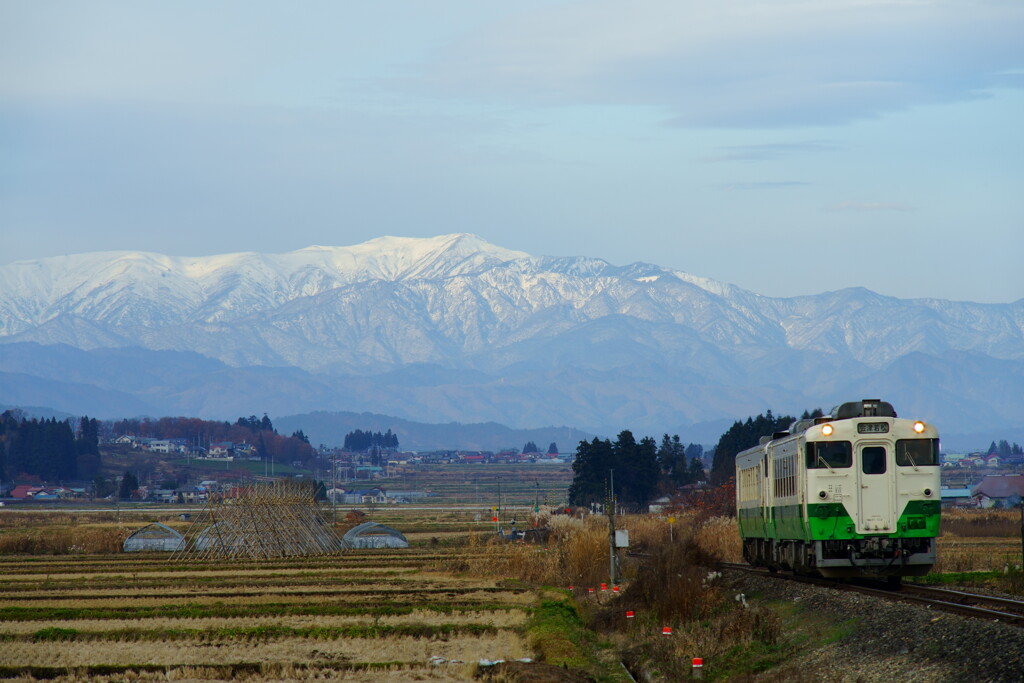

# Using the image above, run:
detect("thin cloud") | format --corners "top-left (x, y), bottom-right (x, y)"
top-left (702, 141), bottom-right (838, 163)
top-left (721, 181), bottom-right (811, 191)
top-left (825, 202), bottom-right (915, 212)
top-left (412, 0), bottom-right (1024, 128)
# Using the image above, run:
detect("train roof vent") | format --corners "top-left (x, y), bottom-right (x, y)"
top-left (832, 399), bottom-right (897, 420)
top-left (772, 431), bottom-right (790, 440)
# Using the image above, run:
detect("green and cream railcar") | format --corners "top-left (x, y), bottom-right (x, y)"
top-left (736, 399), bottom-right (940, 580)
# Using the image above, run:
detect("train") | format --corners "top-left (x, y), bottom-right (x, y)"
top-left (735, 399), bottom-right (940, 583)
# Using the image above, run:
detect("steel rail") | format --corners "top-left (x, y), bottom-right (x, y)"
top-left (719, 562), bottom-right (1024, 627)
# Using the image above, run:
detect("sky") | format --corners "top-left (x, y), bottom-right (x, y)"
top-left (1, 0), bottom-right (1022, 303)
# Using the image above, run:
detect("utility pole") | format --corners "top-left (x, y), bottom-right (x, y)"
top-left (608, 469), bottom-right (616, 586)
top-left (1019, 499), bottom-right (1023, 569)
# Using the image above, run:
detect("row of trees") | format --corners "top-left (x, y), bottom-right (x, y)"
top-left (343, 429), bottom-right (399, 452)
top-left (568, 408), bottom-right (832, 510)
top-left (568, 431), bottom-right (661, 509)
top-left (112, 415), bottom-right (316, 466)
top-left (987, 440), bottom-right (1023, 457)
top-left (1, 411), bottom-right (319, 484)
top-left (709, 409), bottom-right (825, 484)
top-left (109, 416), bottom-right (276, 447)
top-left (0, 412), bottom-right (101, 482)
top-left (235, 414), bottom-right (275, 432)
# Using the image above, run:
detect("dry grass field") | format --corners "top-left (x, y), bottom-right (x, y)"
top-left (0, 548), bottom-right (534, 680)
top-left (0, 503), bottom-right (1020, 681)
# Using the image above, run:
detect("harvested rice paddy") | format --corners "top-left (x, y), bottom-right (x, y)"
top-left (0, 550), bottom-right (536, 680)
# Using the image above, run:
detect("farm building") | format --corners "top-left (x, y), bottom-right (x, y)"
top-left (971, 474), bottom-right (1024, 508)
top-left (123, 523), bottom-right (185, 552)
top-left (342, 522), bottom-right (409, 549)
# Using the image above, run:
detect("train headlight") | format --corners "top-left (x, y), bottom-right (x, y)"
top-left (913, 421), bottom-right (926, 434)
top-left (923, 488), bottom-right (932, 497)
top-left (818, 490), bottom-right (828, 499)
top-left (821, 424), bottom-right (834, 436)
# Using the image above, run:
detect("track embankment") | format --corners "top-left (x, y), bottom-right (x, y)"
top-left (720, 563), bottom-right (1024, 682)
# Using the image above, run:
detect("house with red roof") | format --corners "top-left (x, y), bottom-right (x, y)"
top-left (9, 485), bottom-right (45, 499)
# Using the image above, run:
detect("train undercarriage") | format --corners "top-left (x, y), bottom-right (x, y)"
top-left (742, 536), bottom-right (936, 583)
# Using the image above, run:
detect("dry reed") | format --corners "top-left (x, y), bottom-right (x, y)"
top-left (941, 508), bottom-right (1022, 538)
top-left (0, 526), bottom-right (130, 554)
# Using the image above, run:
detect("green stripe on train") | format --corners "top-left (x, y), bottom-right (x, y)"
top-left (738, 500), bottom-right (940, 541)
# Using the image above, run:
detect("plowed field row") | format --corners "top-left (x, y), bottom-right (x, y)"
top-left (0, 551), bottom-right (486, 575)
top-left (2, 584), bottom-right (521, 600)
top-left (0, 554), bottom-right (535, 680)
top-left (0, 609), bottom-right (528, 634)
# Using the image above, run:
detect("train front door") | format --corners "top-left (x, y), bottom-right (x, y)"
top-left (856, 443), bottom-right (895, 533)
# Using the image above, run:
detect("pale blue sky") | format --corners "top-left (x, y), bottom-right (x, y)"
top-left (1, 0), bottom-right (1022, 302)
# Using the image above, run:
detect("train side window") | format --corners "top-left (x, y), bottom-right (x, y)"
top-left (805, 441), bottom-right (852, 469)
top-left (896, 439), bottom-right (939, 467)
top-left (862, 446), bottom-right (887, 475)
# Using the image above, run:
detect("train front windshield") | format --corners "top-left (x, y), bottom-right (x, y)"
top-left (895, 439), bottom-right (939, 467)
top-left (805, 441), bottom-right (852, 469)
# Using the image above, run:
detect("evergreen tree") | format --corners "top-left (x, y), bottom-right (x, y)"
top-left (568, 431), bottom-right (659, 510)
top-left (568, 438), bottom-right (614, 506)
top-left (548, 442), bottom-right (558, 454)
top-left (685, 443), bottom-right (704, 462)
top-left (688, 454), bottom-right (705, 483)
top-left (119, 471), bottom-right (139, 500)
top-left (75, 416), bottom-right (101, 479)
top-left (656, 434), bottom-right (688, 485)
top-left (93, 476), bottom-right (116, 499)
top-left (1, 417), bottom-right (78, 482)
top-left (617, 433), bottom-right (659, 509)
top-left (709, 409), bottom-right (795, 485)
top-left (523, 441), bottom-right (539, 454)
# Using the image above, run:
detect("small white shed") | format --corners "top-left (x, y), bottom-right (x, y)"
top-left (342, 522), bottom-right (409, 549)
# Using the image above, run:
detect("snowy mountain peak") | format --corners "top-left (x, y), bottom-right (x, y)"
top-left (2, 235), bottom-right (1024, 436)
top-left (298, 233), bottom-right (530, 281)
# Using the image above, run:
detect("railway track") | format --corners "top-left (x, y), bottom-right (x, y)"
top-left (720, 562), bottom-right (1024, 627)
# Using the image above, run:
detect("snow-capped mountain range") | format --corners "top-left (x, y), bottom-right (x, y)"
top-left (2, 234), bottom-right (1023, 444)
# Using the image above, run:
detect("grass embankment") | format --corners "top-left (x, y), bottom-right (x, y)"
top-left (463, 507), bottom-right (1023, 680)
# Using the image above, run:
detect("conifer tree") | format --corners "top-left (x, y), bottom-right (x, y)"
top-left (119, 471), bottom-right (139, 500)
top-left (709, 410), bottom-right (795, 485)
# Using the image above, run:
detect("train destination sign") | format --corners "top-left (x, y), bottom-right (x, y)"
top-left (857, 422), bottom-right (890, 434)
